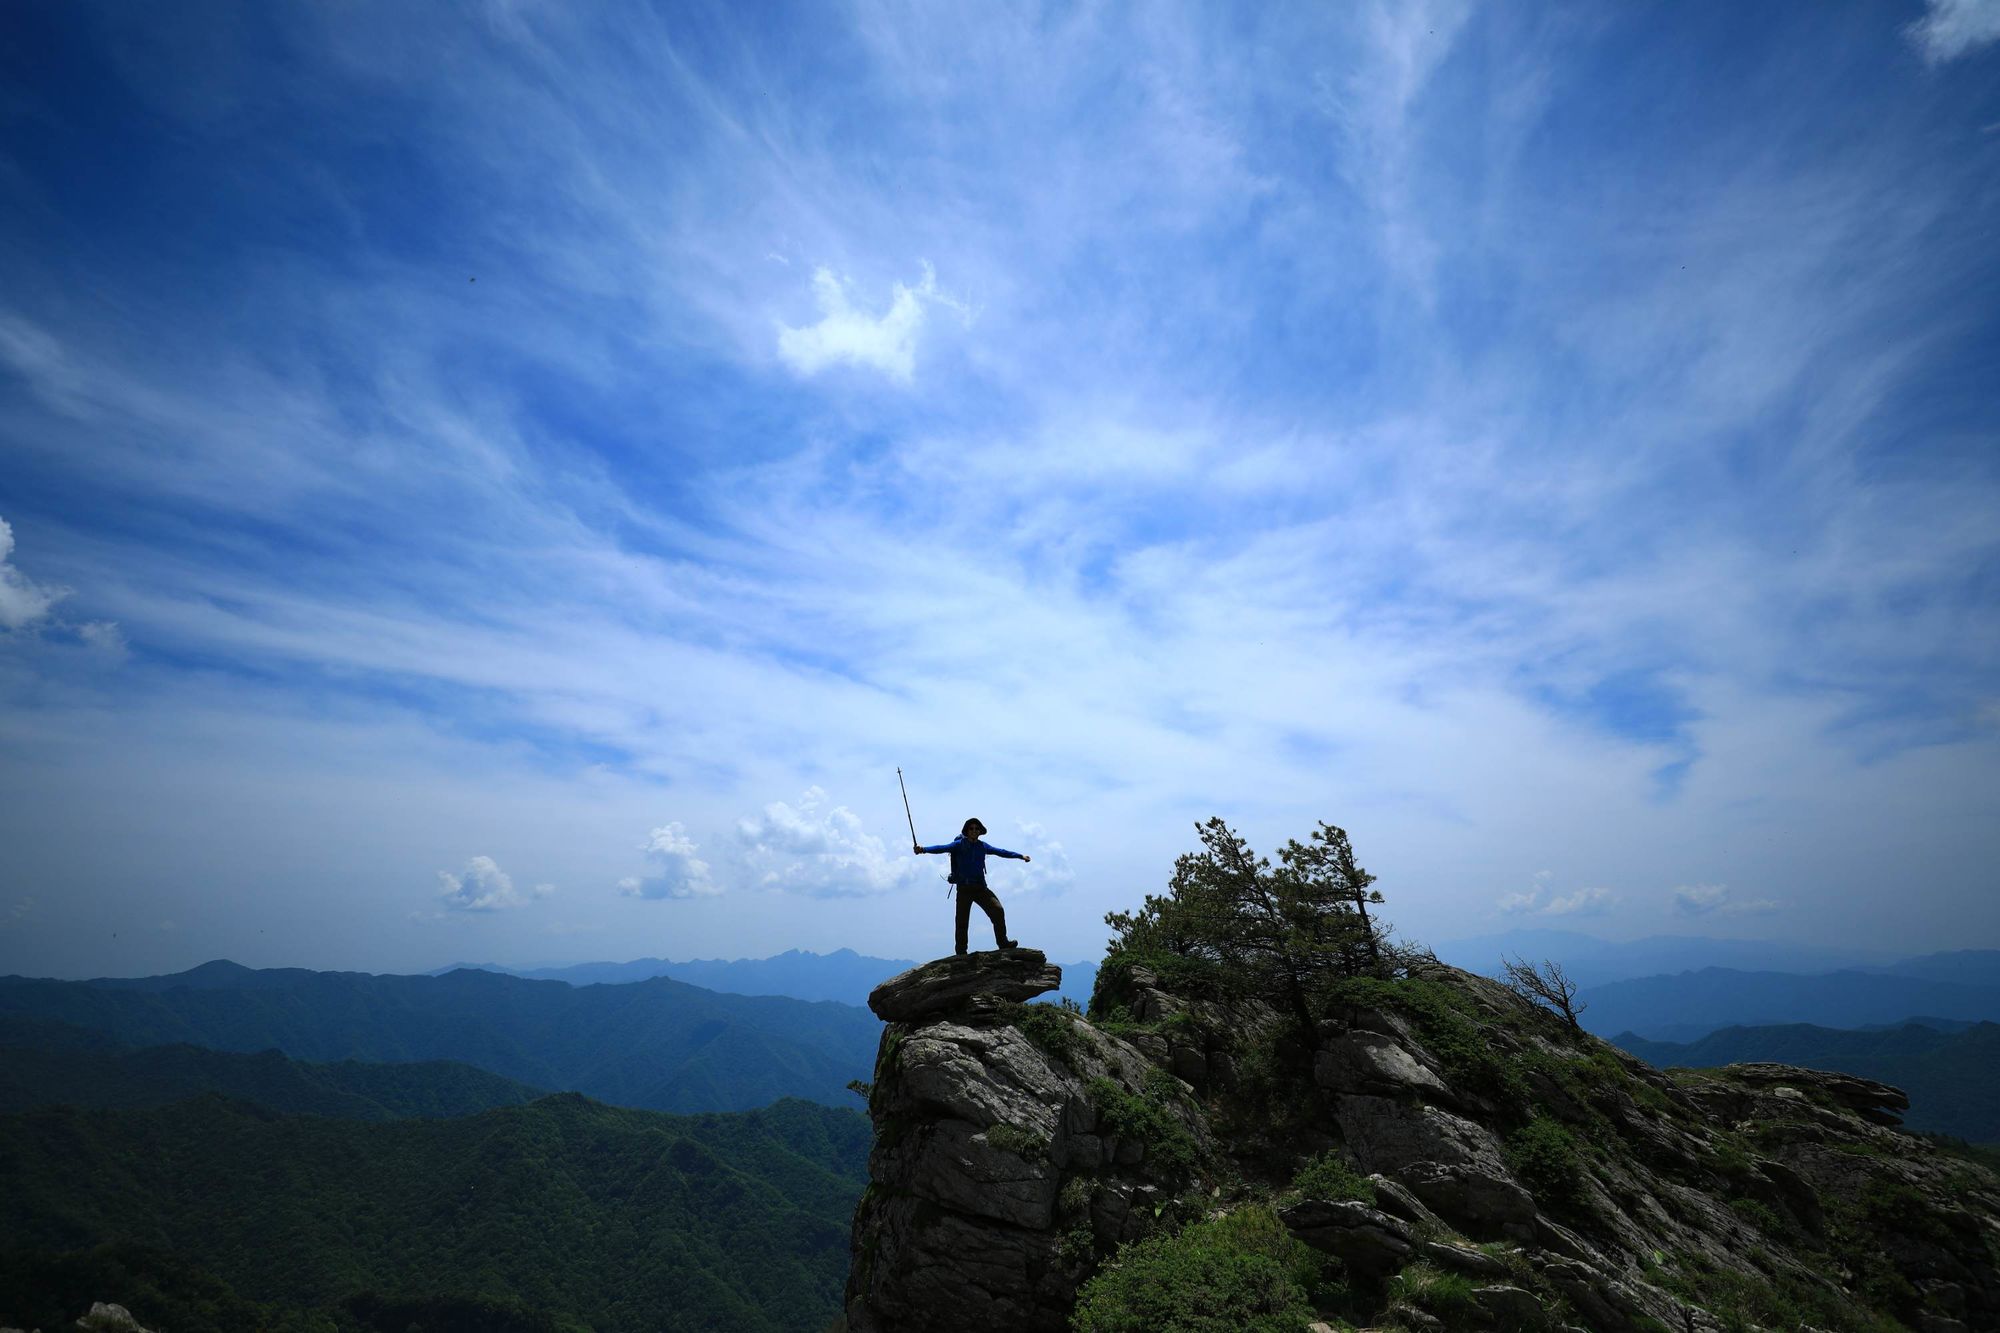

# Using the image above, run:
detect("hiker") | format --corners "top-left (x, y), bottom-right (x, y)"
top-left (914, 818), bottom-right (1031, 955)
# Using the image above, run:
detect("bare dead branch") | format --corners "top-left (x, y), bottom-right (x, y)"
top-left (1501, 955), bottom-right (1586, 1030)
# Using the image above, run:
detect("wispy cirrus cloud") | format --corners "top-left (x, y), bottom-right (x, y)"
top-left (0, 518), bottom-right (68, 632)
top-left (0, 3), bottom-right (1995, 976)
top-left (1906, 0), bottom-right (2000, 63)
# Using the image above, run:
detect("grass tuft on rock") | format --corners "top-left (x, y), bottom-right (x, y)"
top-left (1000, 1001), bottom-right (1093, 1069)
top-left (1287, 1150), bottom-right (1375, 1204)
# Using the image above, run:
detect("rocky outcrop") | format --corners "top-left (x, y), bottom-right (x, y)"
top-left (1278, 1197), bottom-right (1416, 1279)
top-left (845, 952), bottom-right (2000, 1332)
top-left (865, 948), bottom-right (1064, 1023)
top-left (1094, 960), bottom-right (1281, 1092)
top-left (1685, 1060), bottom-right (1912, 1125)
top-left (846, 953), bottom-right (1208, 1333)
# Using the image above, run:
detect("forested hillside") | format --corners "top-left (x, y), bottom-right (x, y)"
top-left (0, 1093), bottom-right (869, 1333)
top-left (0, 962), bottom-right (878, 1112)
top-left (0, 1038), bottom-right (547, 1119)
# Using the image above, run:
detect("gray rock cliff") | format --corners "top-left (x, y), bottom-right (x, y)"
top-left (846, 949), bottom-right (1208, 1332)
top-left (843, 950), bottom-right (2000, 1332)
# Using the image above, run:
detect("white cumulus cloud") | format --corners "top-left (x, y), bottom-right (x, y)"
top-left (1499, 875), bottom-right (1616, 918)
top-left (1672, 883), bottom-right (1781, 917)
top-left (775, 262), bottom-right (960, 383)
top-left (0, 517), bottom-right (68, 632)
top-left (618, 821), bottom-right (719, 900)
top-left (1543, 887), bottom-right (1616, 917)
top-left (1496, 870), bottom-right (1554, 915)
top-left (434, 855), bottom-right (551, 913)
top-left (738, 786), bottom-right (917, 897)
top-left (1907, 0), bottom-right (2000, 63)
top-left (1004, 821), bottom-right (1076, 897)
top-left (1672, 882), bottom-right (1730, 916)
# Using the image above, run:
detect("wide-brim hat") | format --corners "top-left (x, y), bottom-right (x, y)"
top-left (962, 817), bottom-right (987, 836)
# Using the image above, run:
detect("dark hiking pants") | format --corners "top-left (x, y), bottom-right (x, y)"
top-left (954, 881), bottom-right (1008, 954)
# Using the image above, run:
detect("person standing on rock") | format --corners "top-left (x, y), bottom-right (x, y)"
top-left (914, 818), bottom-right (1030, 955)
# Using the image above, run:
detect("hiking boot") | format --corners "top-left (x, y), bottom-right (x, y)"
top-left (1000, 938), bottom-right (1019, 949)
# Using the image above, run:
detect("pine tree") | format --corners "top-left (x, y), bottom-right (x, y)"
top-left (1104, 817), bottom-right (1390, 1033)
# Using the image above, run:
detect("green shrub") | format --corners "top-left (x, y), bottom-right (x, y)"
top-left (1059, 1218), bottom-right (1097, 1266)
top-left (1088, 1077), bottom-right (1201, 1176)
top-left (1072, 1206), bottom-right (1321, 1333)
top-left (1506, 1116), bottom-right (1583, 1207)
top-left (1289, 1150), bottom-right (1374, 1203)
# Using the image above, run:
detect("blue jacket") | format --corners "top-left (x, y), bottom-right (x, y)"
top-left (918, 836), bottom-right (1025, 886)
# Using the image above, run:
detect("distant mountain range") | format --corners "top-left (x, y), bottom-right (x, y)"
top-left (1422, 932), bottom-right (2000, 1043)
top-left (1612, 1020), bottom-right (2000, 1143)
top-left (1863, 950), bottom-right (2000, 987)
top-left (0, 960), bottom-right (878, 1113)
top-left (435, 948), bottom-right (916, 1005)
top-left (438, 946), bottom-right (1102, 1010)
top-left (1428, 928), bottom-right (1893, 989)
top-left (1576, 957), bottom-right (2000, 1042)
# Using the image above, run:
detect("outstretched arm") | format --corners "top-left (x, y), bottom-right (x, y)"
top-left (980, 841), bottom-right (1031, 862)
top-left (914, 842), bottom-right (952, 855)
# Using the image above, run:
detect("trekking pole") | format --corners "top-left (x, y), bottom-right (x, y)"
top-left (896, 767), bottom-right (919, 848)
top-left (899, 768), bottom-right (952, 900)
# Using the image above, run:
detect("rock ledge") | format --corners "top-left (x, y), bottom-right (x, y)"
top-left (867, 948), bottom-right (1062, 1023)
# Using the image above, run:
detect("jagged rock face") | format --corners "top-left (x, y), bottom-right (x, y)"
top-left (845, 956), bottom-right (1207, 1333)
top-left (846, 953), bottom-right (2000, 1332)
top-left (866, 948), bottom-right (1063, 1023)
top-left (1295, 963), bottom-right (2000, 1331)
top-left (1101, 962), bottom-right (1281, 1093)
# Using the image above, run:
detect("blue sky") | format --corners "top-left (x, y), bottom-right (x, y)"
top-left (2, 0), bottom-right (1997, 978)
